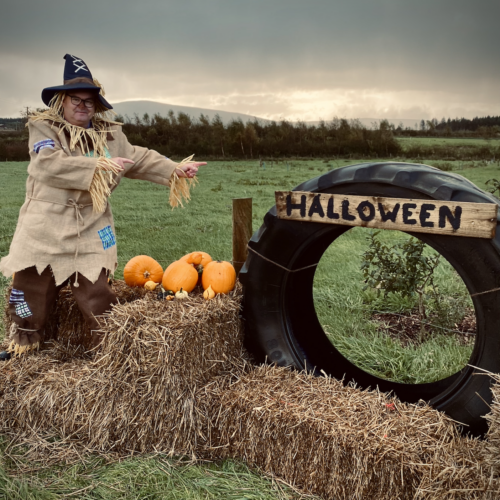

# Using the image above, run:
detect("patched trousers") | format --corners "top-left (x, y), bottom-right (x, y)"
top-left (8, 266), bottom-right (117, 350)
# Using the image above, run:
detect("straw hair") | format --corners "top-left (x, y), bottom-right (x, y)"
top-left (31, 91), bottom-right (119, 155)
top-left (29, 92), bottom-right (122, 212)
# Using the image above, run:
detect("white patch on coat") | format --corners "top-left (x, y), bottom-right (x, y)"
top-left (33, 139), bottom-right (55, 153)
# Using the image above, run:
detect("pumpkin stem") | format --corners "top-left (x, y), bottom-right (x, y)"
top-left (143, 270), bottom-right (151, 279)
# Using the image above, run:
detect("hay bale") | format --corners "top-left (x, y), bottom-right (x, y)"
top-left (483, 374), bottom-right (500, 477)
top-left (0, 283), bottom-right (249, 460)
top-left (201, 365), bottom-right (499, 500)
top-left (1, 279), bottom-right (499, 497)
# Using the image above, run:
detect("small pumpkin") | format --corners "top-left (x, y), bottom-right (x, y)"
top-left (180, 251), bottom-right (213, 285)
top-left (175, 288), bottom-right (189, 299)
top-left (162, 260), bottom-right (198, 293)
top-left (203, 285), bottom-right (216, 300)
top-left (157, 288), bottom-right (174, 300)
top-left (124, 255), bottom-right (163, 287)
top-left (156, 285), bottom-right (175, 300)
top-left (144, 280), bottom-right (158, 291)
top-left (201, 261), bottom-right (236, 294)
top-left (180, 251), bottom-right (213, 268)
top-left (187, 252), bottom-right (203, 266)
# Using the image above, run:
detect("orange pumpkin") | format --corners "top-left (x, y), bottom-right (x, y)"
top-left (124, 255), bottom-right (163, 287)
top-left (179, 251), bottom-right (213, 268)
top-left (162, 260), bottom-right (198, 293)
top-left (201, 261), bottom-right (236, 294)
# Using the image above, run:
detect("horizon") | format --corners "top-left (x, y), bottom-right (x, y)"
top-left (3, 99), bottom-right (495, 128)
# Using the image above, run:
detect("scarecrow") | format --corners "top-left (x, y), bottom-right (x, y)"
top-left (0, 54), bottom-right (205, 360)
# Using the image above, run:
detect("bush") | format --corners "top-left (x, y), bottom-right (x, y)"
top-left (361, 232), bottom-right (441, 337)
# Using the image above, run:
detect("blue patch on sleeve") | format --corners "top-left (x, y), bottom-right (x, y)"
top-left (98, 225), bottom-right (116, 250)
top-left (33, 139), bottom-right (56, 153)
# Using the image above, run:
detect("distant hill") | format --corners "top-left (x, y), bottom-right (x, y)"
top-left (111, 100), bottom-right (268, 125)
top-left (109, 100), bottom-right (420, 129)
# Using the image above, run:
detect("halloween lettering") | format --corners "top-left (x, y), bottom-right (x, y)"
top-left (275, 191), bottom-right (497, 239)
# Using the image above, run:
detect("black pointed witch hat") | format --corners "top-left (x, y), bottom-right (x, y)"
top-left (41, 54), bottom-right (113, 109)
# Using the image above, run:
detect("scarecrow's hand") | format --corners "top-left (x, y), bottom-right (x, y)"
top-left (175, 161), bottom-right (207, 178)
top-left (110, 157), bottom-right (135, 171)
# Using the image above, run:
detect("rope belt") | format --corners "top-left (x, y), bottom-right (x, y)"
top-left (26, 196), bottom-right (93, 287)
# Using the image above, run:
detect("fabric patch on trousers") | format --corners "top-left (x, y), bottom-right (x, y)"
top-left (15, 301), bottom-right (32, 318)
top-left (33, 139), bottom-right (56, 153)
top-left (98, 225), bottom-right (116, 250)
top-left (9, 289), bottom-right (25, 303)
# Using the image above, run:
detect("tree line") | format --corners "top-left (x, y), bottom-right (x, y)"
top-left (118, 113), bottom-right (401, 159)
top-left (396, 116), bottom-right (500, 138)
top-left (0, 111), bottom-right (498, 162)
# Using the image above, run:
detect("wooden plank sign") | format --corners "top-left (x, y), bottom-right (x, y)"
top-left (275, 191), bottom-right (498, 238)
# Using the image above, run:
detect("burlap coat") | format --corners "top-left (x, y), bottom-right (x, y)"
top-left (0, 119), bottom-right (178, 285)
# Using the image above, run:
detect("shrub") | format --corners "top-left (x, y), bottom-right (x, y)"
top-left (361, 231), bottom-right (441, 337)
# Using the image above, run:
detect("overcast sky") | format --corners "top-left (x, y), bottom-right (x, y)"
top-left (1, 0), bottom-right (498, 121)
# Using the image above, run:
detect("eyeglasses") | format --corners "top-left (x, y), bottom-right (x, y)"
top-left (67, 95), bottom-right (95, 108)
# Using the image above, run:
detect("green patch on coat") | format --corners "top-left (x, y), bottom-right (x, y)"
top-left (85, 147), bottom-right (111, 159)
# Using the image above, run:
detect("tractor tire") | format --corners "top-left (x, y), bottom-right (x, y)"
top-left (239, 162), bottom-right (500, 436)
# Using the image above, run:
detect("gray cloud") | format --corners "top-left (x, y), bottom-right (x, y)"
top-left (0, 0), bottom-right (498, 119)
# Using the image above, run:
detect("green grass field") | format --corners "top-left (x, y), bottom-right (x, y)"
top-left (1, 157), bottom-right (499, 498)
top-left (398, 136), bottom-right (500, 148)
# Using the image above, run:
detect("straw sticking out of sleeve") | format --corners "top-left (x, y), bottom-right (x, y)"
top-left (89, 157), bottom-right (122, 213)
top-left (169, 154), bottom-right (199, 209)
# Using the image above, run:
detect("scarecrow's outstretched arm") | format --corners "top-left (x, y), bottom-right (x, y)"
top-left (113, 127), bottom-right (178, 186)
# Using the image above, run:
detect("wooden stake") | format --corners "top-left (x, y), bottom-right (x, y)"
top-left (232, 198), bottom-right (253, 276)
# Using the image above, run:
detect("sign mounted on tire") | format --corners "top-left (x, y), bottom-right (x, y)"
top-left (240, 162), bottom-right (500, 437)
top-left (276, 191), bottom-right (497, 238)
